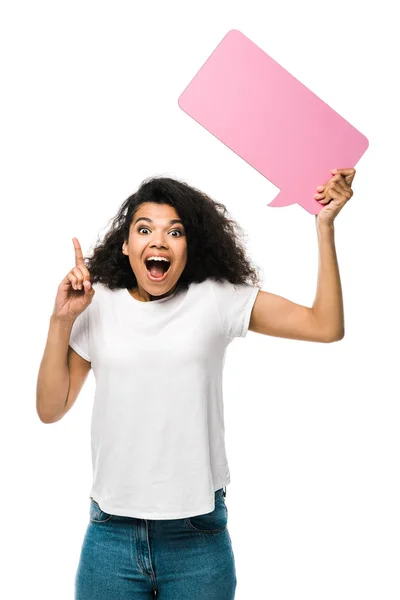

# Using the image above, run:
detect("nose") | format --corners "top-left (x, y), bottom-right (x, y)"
top-left (150, 232), bottom-right (169, 248)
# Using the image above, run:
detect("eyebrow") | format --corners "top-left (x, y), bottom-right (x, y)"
top-left (134, 217), bottom-right (184, 226)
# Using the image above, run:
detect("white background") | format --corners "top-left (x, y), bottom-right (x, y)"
top-left (1, 1), bottom-right (398, 598)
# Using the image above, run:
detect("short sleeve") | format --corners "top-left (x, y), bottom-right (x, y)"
top-left (210, 279), bottom-right (260, 339)
top-left (69, 306), bottom-right (91, 362)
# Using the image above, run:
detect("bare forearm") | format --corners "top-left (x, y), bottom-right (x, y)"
top-left (311, 223), bottom-right (344, 340)
top-left (36, 315), bottom-right (74, 423)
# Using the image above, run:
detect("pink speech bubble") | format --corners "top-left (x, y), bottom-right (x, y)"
top-left (178, 30), bottom-right (369, 215)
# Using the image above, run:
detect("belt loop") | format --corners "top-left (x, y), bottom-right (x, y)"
top-left (223, 486), bottom-right (226, 497)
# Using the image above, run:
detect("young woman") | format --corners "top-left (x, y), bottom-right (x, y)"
top-left (36, 168), bottom-right (355, 599)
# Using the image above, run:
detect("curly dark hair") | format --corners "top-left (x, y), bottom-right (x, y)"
top-left (84, 175), bottom-right (263, 292)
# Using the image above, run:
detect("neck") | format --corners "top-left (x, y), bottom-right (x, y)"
top-left (129, 285), bottom-right (177, 302)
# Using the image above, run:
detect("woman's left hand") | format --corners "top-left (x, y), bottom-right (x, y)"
top-left (314, 168), bottom-right (356, 226)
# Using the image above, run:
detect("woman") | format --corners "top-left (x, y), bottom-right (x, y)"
top-left (36, 168), bottom-right (356, 599)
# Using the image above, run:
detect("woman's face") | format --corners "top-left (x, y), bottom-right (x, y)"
top-left (122, 202), bottom-right (187, 301)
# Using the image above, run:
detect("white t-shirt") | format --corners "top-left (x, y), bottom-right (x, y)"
top-left (69, 278), bottom-right (260, 519)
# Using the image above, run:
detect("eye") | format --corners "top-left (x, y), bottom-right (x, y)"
top-left (138, 227), bottom-right (184, 237)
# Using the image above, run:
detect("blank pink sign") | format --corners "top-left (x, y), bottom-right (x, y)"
top-left (178, 30), bottom-right (369, 215)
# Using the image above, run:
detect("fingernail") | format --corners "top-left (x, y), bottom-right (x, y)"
top-left (331, 168), bottom-right (338, 173)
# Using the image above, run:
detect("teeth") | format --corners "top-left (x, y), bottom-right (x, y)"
top-left (146, 256), bottom-right (170, 262)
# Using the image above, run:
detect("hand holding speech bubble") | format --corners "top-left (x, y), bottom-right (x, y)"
top-left (178, 30), bottom-right (369, 215)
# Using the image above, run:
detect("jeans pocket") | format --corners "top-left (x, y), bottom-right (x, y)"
top-left (186, 491), bottom-right (228, 534)
top-left (89, 498), bottom-right (113, 523)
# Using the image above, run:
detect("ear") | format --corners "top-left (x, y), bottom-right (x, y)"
top-left (122, 242), bottom-right (128, 255)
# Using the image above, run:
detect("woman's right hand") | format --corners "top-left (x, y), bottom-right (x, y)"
top-left (52, 238), bottom-right (95, 323)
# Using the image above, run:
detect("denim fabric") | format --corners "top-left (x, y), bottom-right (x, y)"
top-left (75, 487), bottom-right (236, 599)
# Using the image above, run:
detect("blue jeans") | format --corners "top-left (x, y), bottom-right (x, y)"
top-left (75, 487), bottom-right (236, 599)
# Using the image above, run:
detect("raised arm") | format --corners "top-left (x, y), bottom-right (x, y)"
top-left (248, 168), bottom-right (356, 343)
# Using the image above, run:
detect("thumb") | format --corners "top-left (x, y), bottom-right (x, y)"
top-left (83, 280), bottom-right (94, 293)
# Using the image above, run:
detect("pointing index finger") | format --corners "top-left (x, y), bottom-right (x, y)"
top-left (72, 237), bottom-right (85, 266)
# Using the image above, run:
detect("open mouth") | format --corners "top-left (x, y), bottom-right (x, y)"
top-left (144, 258), bottom-right (171, 281)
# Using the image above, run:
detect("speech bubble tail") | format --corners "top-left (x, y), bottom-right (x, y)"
top-left (267, 190), bottom-right (295, 208)
top-left (268, 190), bottom-right (325, 215)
